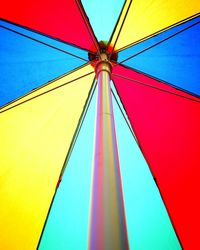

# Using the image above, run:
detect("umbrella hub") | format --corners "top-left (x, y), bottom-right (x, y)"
top-left (95, 53), bottom-right (112, 77)
top-left (88, 41), bottom-right (118, 75)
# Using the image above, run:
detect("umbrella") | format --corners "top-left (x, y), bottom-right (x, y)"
top-left (0, 1), bottom-right (200, 249)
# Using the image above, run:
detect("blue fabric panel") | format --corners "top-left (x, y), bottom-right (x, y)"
top-left (118, 16), bottom-right (200, 96)
top-left (0, 20), bottom-right (88, 106)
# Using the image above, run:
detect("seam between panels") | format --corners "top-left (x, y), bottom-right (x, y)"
top-left (107, 0), bottom-right (130, 49)
top-left (112, 63), bottom-right (200, 99)
top-left (0, 69), bottom-right (94, 113)
top-left (108, 0), bottom-right (133, 58)
top-left (75, 0), bottom-right (100, 54)
top-left (0, 18), bottom-right (93, 52)
top-left (117, 18), bottom-right (200, 64)
top-left (111, 84), bottom-right (138, 144)
top-left (115, 12), bottom-right (200, 52)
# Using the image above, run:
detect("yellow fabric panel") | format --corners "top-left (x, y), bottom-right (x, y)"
top-left (0, 65), bottom-right (94, 250)
top-left (111, 0), bottom-right (200, 51)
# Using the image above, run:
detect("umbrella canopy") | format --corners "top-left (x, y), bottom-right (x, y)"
top-left (1, 1), bottom-right (200, 249)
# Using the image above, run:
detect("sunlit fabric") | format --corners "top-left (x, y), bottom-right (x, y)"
top-left (118, 16), bottom-right (200, 96)
top-left (112, 85), bottom-right (181, 250)
top-left (0, 65), bottom-right (94, 250)
top-left (1, 0), bottom-right (98, 52)
top-left (113, 64), bottom-right (200, 249)
top-left (117, 15), bottom-right (200, 62)
top-left (110, 0), bottom-right (200, 51)
top-left (0, 20), bottom-right (88, 106)
top-left (81, 0), bottom-right (124, 42)
top-left (1, 1), bottom-right (200, 249)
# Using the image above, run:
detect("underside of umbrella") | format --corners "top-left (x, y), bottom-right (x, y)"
top-left (0, 1), bottom-right (200, 249)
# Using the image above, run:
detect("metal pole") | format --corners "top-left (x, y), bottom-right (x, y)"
top-left (89, 53), bottom-right (129, 250)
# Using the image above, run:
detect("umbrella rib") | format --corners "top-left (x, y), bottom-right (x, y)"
top-left (60, 78), bottom-right (97, 176)
top-left (75, 0), bottom-right (100, 55)
top-left (115, 12), bottom-right (200, 52)
top-left (107, 0), bottom-right (128, 50)
top-left (0, 63), bottom-right (90, 109)
top-left (0, 71), bottom-right (94, 114)
top-left (113, 63), bottom-right (200, 98)
top-left (111, 87), bottom-right (139, 144)
top-left (36, 77), bottom-right (97, 249)
top-left (117, 18), bottom-right (200, 64)
top-left (1, 18), bottom-right (95, 53)
top-left (112, 73), bottom-right (200, 103)
top-left (0, 24), bottom-right (89, 62)
top-left (109, 0), bottom-right (133, 58)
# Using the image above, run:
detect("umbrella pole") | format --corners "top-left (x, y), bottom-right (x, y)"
top-left (89, 53), bottom-right (129, 250)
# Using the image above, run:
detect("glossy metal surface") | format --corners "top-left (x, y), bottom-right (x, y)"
top-left (89, 54), bottom-right (129, 250)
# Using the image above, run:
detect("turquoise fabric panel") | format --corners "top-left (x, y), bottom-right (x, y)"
top-left (81, 0), bottom-right (125, 42)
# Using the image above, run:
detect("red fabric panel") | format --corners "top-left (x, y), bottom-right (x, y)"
top-left (1, 0), bottom-right (98, 52)
top-left (112, 65), bottom-right (200, 250)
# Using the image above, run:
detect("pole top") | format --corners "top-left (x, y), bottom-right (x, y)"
top-left (95, 53), bottom-right (112, 77)
top-left (88, 41), bottom-right (117, 78)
